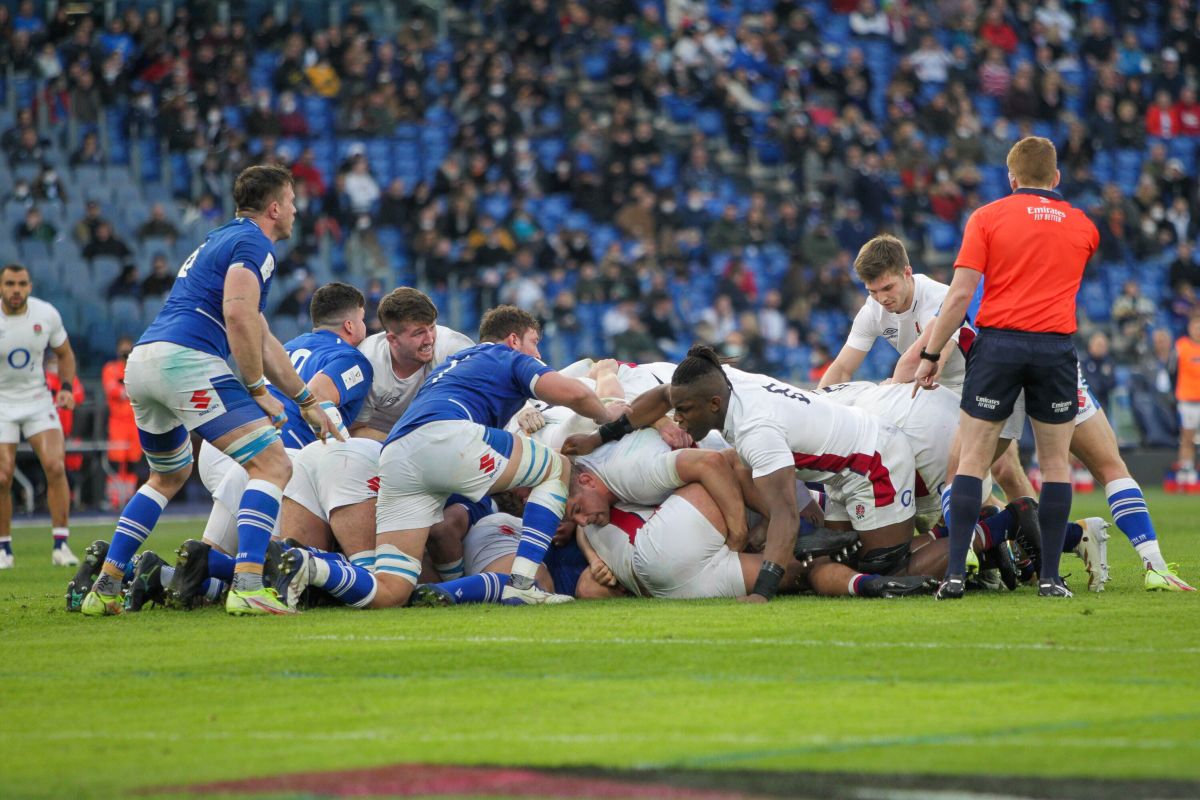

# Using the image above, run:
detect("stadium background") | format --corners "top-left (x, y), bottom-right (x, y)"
top-left (1, 0), bottom-right (1197, 503)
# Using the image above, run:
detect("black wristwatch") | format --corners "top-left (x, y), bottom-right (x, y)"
top-left (919, 348), bottom-right (941, 363)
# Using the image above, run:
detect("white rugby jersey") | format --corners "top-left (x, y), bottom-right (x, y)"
top-left (583, 503), bottom-right (654, 597)
top-left (0, 297), bottom-right (67, 405)
top-left (720, 369), bottom-right (885, 487)
top-left (846, 273), bottom-right (966, 391)
top-left (352, 324), bottom-right (474, 434)
top-left (577, 428), bottom-right (682, 507)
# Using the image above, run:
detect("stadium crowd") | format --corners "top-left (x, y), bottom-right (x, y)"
top-left (0, 0), bottom-right (1197, 446)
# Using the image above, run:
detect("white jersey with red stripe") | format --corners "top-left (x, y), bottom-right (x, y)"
top-left (720, 370), bottom-right (882, 488)
top-left (582, 503), bottom-right (652, 597)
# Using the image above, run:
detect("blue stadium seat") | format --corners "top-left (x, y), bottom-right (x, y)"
top-left (928, 220), bottom-right (960, 252)
top-left (89, 256), bottom-right (123, 289)
top-left (109, 297), bottom-right (143, 336)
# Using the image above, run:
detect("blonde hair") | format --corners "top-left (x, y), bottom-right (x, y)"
top-left (853, 234), bottom-right (909, 283)
top-left (1006, 137), bottom-right (1058, 187)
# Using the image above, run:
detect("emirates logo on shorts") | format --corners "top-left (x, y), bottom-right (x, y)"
top-left (479, 454), bottom-right (496, 474)
top-left (367, 476), bottom-right (380, 493)
top-left (190, 390), bottom-right (212, 410)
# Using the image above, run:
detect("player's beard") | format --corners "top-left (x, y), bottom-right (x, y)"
top-left (2, 296), bottom-right (26, 315)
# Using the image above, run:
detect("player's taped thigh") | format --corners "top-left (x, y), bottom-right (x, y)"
top-left (222, 425), bottom-right (281, 465)
top-left (512, 437), bottom-right (567, 516)
top-left (856, 541), bottom-right (911, 575)
top-left (138, 425), bottom-right (192, 473)
top-left (375, 544), bottom-right (422, 586)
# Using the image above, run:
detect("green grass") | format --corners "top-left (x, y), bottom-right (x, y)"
top-left (1, 491), bottom-right (1198, 799)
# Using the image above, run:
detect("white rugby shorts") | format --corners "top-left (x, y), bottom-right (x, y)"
top-left (823, 424), bottom-right (916, 531)
top-left (462, 512), bottom-right (524, 575)
top-left (286, 437), bottom-right (381, 522)
top-left (376, 420), bottom-right (511, 532)
top-left (0, 394), bottom-right (61, 444)
top-left (631, 494), bottom-right (746, 599)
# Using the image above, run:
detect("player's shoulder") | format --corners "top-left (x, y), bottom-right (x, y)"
top-left (26, 296), bottom-right (63, 323)
top-left (357, 331), bottom-right (389, 360)
top-left (434, 325), bottom-right (475, 359)
top-left (912, 272), bottom-right (947, 293)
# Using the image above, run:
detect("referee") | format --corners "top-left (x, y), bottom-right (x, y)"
top-left (914, 137), bottom-right (1099, 599)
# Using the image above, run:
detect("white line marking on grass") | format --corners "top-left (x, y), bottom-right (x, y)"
top-left (298, 633), bottom-right (1200, 656)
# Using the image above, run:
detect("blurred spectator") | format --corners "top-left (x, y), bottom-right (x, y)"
top-left (141, 254), bottom-right (175, 298)
top-left (107, 264), bottom-right (141, 300)
top-left (1169, 241), bottom-right (1200, 294)
top-left (14, 207), bottom-right (55, 244)
top-left (83, 222), bottom-right (132, 261)
top-left (136, 203), bottom-right (180, 243)
top-left (72, 200), bottom-right (106, 247)
top-left (1129, 329), bottom-right (1180, 447)
top-left (808, 342), bottom-right (834, 384)
top-left (1081, 331), bottom-right (1118, 411)
top-left (1111, 280), bottom-right (1158, 330)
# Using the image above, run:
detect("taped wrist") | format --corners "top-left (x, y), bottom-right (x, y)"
top-left (597, 413), bottom-right (634, 444)
top-left (751, 560), bottom-right (785, 600)
top-left (294, 386), bottom-right (317, 408)
top-left (246, 376), bottom-right (267, 397)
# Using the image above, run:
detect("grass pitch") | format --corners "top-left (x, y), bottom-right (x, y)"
top-left (1, 490), bottom-right (1198, 799)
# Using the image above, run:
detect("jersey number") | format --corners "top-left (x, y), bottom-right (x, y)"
top-left (177, 244), bottom-right (205, 278)
top-left (430, 354), bottom-right (469, 384)
top-left (290, 349), bottom-right (312, 372)
top-left (763, 382), bottom-right (810, 404)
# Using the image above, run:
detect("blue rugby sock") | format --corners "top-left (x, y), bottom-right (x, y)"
top-left (0, 536), bottom-right (11, 555)
top-left (946, 476), bottom-right (983, 577)
top-left (977, 508), bottom-right (1015, 549)
top-left (429, 573), bottom-right (510, 604)
top-left (106, 486), bottom-right (168, 576)
top-left (1105, 478), bottom-right (1168, 570)
top-left (310, 558), bottom-right (376, 608)
top-left (1063, 521), bottom-right (1083, 553)
top-left (232, 480), bottom-right (282, 591)
top-left (208, 548), bottom-right (235, 581)
top-left (512, 501), bottom-right (562, 588)
top-left (1037, 481), bottom-right (1073, 581)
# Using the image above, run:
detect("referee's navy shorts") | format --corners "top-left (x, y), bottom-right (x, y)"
top-left (960, 328), bottom-right (1078, 425)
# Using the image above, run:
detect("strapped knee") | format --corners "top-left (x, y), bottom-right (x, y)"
top-left (222, 425), bottom-right (280, 465)
top-left (375, 544), bottom-right (422, 586)
top-left (511, 437), bottom-right (563, 490)
top-left (857, 542), bottom-right (911, 575)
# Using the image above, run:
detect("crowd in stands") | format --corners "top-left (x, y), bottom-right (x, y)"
top-left (0, 0), bottom-right (1198, 447)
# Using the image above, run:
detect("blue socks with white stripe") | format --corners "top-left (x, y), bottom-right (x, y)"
top-left (232, 480), bottom-right (282, 592)
top-left (308, 556), bottom-right (376, 607)
top-left (427, 573), bottom-right (511, 604)
top-left (511, 502), bottom-right (562, 589)
top-left (104, 485), bottom-right (168, 581)
top-left (1105, 478), bottom-right (1168, 571)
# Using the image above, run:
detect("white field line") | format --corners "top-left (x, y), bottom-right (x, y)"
top-left (298, 633), bottom-right (1200, 656)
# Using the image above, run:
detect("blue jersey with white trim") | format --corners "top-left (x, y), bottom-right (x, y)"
top-left (269, 330), bottom-right (375, 449)
top-left (385, 343), bottom-right (553, 444)
top-left (139, 218), bottom-right (277, 360)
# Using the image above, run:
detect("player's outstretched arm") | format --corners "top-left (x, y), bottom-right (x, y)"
top-left (914, 267), bottom-right (982, 392)
top-left (534, 371), bottom-right (609, 425)
top-left (818, 344), bottom-right (868, 389)
top-left (741, 465), bottom-right (800, 603)
top-left (674, 450), bottom-right (748, 550)
top-left (562, 384), bottom-right (673, 456)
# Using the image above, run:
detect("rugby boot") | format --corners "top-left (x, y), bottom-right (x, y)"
top-left (934, 574), bottom-right (966, 600)
top-left (167, 539), bottom-right (212, 610)
top-left (51, 542), bottom-right (79, 567)
top-left (410, 583), bottom-right (456, 607)
top-left (979, 538), bottom-right (1022, 591)
top-left (793, 527), bottom-right (861, 566)
top-left (1073, 517), bottom-right (1110, 592)
top-left (66, 540), bottom-right (109, 612)
top-left (1038, 576), bottom-right (1073, 598)
top-left (858, 575), bottom-right (939, 598)
top-left (501, 582), bottom-right (574, 605)
top-left (272, 547), bottom-right (314, 610)
top-left (261, 539), bottom-right (286, 592)
top-left (1006, 496), bottom-right (1043, 577)
top-left (225, 586), bottom-right (296, 616)
top-left (124, 551), bottom-right (167, 612)
top-left (1145, 564), bottom-right (1196, 592)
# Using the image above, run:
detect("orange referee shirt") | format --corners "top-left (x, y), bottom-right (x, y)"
top-left (954, 188), bottom-right (1099, 334)
top-left (1176, 336), bottom-right (1200, 402)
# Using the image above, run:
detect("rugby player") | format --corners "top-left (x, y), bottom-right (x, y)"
top-left (565, 346), bottom-right (937, 602)
top-left (286, 306), bottom-right (614, 608)
top-left (77, 165), bottom-right (341, 617)
top-left (0, 263), bottom-right (80, 569)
